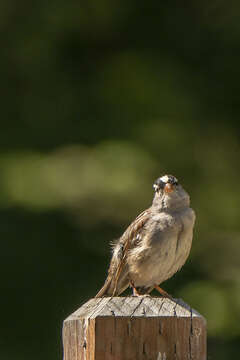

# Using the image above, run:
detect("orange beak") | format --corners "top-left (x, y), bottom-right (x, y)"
top-left (164, 183), bottom-right (174, 193)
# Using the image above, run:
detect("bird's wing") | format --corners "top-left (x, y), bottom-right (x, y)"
top-left (95, 208), bottom-right (151, 297)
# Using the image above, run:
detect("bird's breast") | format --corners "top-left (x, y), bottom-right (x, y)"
top-left (127, 207), bottom-right (195, 287)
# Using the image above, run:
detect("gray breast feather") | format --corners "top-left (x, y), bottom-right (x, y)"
top-left (127, 207), bottom-right (195, 288)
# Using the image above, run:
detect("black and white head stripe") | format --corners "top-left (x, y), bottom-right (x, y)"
top-left (153, 175), bottom-right (178, 191)
top-left (163, 175), bottom-right (178, 185)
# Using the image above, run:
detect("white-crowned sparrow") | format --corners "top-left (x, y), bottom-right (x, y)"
top-left (95, 175), bottom-right (195, 297)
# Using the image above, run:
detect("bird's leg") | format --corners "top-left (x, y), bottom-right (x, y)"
top-left (154, 284), bottom-right (172, 299)
top-left (130, 280), bottom-right (141, 296)
top-left (133, 287), bottom-right (140, 296)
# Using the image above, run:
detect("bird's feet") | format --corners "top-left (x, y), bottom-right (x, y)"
top-left (130, 281), bottom-right (141, 296)
top-left (130, 281), bottom-right (151, 297)
top-left (154, 284), bottom-right (172, 299)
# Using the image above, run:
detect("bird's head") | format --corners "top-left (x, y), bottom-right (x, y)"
top-left (153, 175), bottom-right (178, 194)
top-left (153, 174), bottom-right (190, 210)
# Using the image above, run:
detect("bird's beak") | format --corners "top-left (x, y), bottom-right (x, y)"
top-left (164, 183), bottom-right (174, 193)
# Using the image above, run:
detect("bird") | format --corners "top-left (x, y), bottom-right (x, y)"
top-left (95, 174), bottom-right (195, 298)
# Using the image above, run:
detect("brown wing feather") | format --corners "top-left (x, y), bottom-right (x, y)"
top-left (95, 208), bottom-right (151, 297)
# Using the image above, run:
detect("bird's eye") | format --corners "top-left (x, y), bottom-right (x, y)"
top-left (153, 180), bottom-right (165, 191)
top-left (167, 176), bottom-right (178, 186)
top-left (156, 180), bottom-right (165, 190)
top-left (159, 180), bottom-right (166, 189)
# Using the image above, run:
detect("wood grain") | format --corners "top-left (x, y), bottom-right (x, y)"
top-left (63, 297), bottom-right (206, 360)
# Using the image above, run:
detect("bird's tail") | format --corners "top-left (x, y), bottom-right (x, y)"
top-left (95, 279), bottom-right (112, 298)
top-left (95, 275), bottom-right (128, 298)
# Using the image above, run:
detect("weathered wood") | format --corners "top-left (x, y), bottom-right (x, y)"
top-left (63, 297), bottom-right (206, 360)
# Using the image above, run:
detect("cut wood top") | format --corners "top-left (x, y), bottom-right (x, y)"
top-left (64, 297), bottom-right (204, 321)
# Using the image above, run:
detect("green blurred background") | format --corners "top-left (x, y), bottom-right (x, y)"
top-left (1, 1), bottom-right (240, 359)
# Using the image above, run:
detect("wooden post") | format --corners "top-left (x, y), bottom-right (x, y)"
top-left (63, 297), bottom-right (206, 360)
